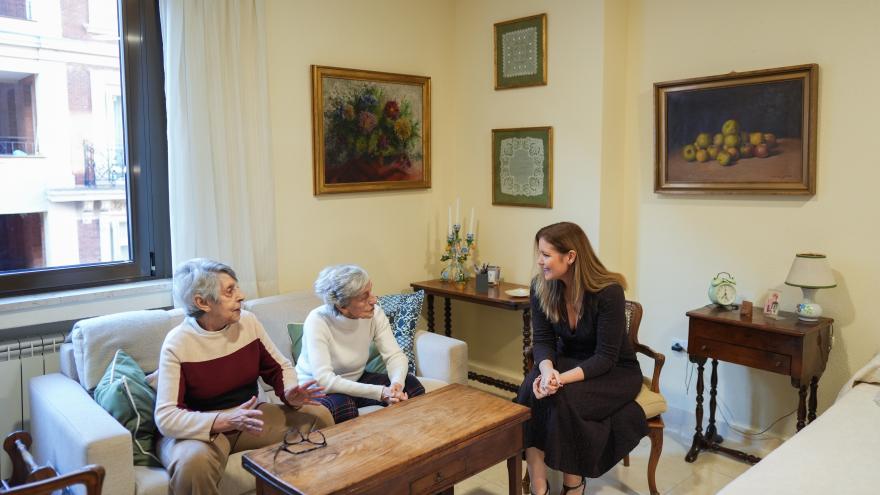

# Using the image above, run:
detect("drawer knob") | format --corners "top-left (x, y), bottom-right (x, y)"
top-left (775, 361), bottom-right (782, 367)
top-left (700, 345), bottom-right (707, 351)
top-left (435, 473), bottom-right (443, 483)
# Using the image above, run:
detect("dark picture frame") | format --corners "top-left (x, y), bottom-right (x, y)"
top-left (492, 126), bottom-right (553, 208)
top-left (311, 65), bottom-right (431, 195)
top-left (654, 64), bottom-right (818, 195)
top-left (494, 14), bottom-right (547, 90)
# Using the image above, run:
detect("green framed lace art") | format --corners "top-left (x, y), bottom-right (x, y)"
top-left (494, 14), bottom-right (547, 90)
top-left (492, 126), bottom-right (553, 208)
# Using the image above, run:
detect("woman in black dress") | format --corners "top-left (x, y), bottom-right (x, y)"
top-left (516, 222), bottom-right (647, 495)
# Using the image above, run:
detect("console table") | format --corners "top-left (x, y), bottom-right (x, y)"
top-left (410, 279), bottom-right (531, 393)
top-left (685, 305), bottom-right (833, 464)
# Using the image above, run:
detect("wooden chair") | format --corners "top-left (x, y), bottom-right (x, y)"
top-left (521, 300), bottom-right (666, 495)
top-left (2, 431), bottom-right (104, 495)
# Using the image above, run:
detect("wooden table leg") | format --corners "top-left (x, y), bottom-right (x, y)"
top-left (796, 384), bottom-right (808, 431)
top-left (443, 297), bottom-right (452, 337)
top-left (427, 294), bottom-right (435, 333)
top-left (808, 377), bottom-right (818, 423)
top-left (685, 358), bottom-right (705, 463)
top-left (507, 453), bottom-right (522, 495)
top-left (522, 308), bottom-right (531, 376)
top-left (706, 359), bottom-right (722, 443)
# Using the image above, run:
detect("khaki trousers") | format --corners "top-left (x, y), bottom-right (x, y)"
top-left (157, 403), bottom-right (333, 495)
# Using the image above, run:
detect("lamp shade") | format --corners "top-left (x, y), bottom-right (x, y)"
top-left (785, 253), bottom-right (836, 289)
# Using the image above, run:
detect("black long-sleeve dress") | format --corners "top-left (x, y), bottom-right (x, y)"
top-left (515, 283), bottom-right (648, 477)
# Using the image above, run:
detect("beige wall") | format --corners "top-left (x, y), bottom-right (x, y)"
top-left (448, 0), bottom-right (617, 383)
top-left (264, 0), bottom-right (457, 297)
top-left (621, 0), bottom-right (880, 433)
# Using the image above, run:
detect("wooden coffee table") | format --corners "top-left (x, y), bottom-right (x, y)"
top-left (242, 383), bottom-right (530, 494)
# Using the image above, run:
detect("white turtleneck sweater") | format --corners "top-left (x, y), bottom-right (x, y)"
top-left (295, 304), bottom-right (409, 400)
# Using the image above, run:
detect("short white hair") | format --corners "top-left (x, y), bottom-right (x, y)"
top-left (314, 264), bottom-right (370, 314)
top-left (173, 258), bottom-right (238, 318)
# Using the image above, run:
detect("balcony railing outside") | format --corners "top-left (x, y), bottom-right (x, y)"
top-left (0, 136), bottom-right (36, 155)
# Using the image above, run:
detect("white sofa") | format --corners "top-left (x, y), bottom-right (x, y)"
top-left (719, 355), bottom-right (880, 495)
top-left (28, 291), bottom-right (468, 495)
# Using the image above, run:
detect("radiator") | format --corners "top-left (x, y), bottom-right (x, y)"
top-left (0, 334), bottom-right (65, 480)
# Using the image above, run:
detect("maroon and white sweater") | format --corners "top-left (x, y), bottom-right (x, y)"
top-left (155, 310), bottom-right (296, 441)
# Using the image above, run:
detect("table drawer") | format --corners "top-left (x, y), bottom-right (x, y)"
top-left (410, 457), bottom-right (466, 495)
top-left (692, 338), bottom-right (791, 375)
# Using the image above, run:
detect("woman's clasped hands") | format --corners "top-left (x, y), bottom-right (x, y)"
top-left (381, 382), bottom-right (409, 404)
top-left (533, 363), bottom-right (563, 399)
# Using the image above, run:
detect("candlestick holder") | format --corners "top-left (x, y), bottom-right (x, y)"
top-left (440, 225), bottom-right (475, 283)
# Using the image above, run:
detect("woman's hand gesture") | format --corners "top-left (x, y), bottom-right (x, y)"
top-left (284, 380), bottom-right (326, 407)
top-left (382, 383), bottom-right (408, 404)
top-left (212, 396), bottom-right (264, 435)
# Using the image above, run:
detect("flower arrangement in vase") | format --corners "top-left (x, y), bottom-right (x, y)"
top-left (323, 84), bottom-right (422, 184)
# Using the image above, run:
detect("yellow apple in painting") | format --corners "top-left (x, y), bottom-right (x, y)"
top-left (722, 119), bottom-right (740, 136)
top-left (682, 144), bottom-right (697, 161)
top-left (695, 133), bottom-right (711, 149)
top-left (723, 133), bottom-right (741, 148)
top-left (749, 132), bottom-right (764, 146)
top-left (707, 145), bottom-right (719, 159)
top-left (717, 151), bottom-right (733, 166)
top-left (725, 146), bottom-right (740, 160)
top-left (713, 133), bottom-right (724, 147)
top-left (696, 149), bottom-right (709, 162)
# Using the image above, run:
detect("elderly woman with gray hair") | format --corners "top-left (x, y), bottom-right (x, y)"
top-left (296, 264), bottom-right (425, 423)
top-left (155, 258), bottom-right (331, 495)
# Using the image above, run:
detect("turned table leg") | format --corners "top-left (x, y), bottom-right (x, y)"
top-left (444, 297), bottom-right (452, 337)
top-left (685, 358), bottom-right (706, 463)
top-left (808, 377), bottom-right (819, 424)
top-left (522, 308), bottom-right (531, 376)
top-left (796, 384), bottom-right (808, 431)
top-left (426, 294), bottom-right (435, 333)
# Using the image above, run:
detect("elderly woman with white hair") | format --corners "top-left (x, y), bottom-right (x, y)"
top-left (296, 264), bottom-right (425, 424)
top-left (155, 258), bottom-right (331, 495)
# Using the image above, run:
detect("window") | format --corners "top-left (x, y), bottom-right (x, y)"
top-left (0, 0), bottom-right (170, 296)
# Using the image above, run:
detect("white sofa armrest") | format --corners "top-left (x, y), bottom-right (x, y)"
top-left (30, 373), bottom-right (135, 495)
top-left (413, 330), bottom-right (468, 385)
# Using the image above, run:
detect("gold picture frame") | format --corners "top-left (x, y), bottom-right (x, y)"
top-left (312, 65), bottom-right (431, 195)
top-left (492, 126), bottom-right (553, 208)
top-left (654, 64), bottom-right (818, 195)
top-left (494, 14), bottom-right (547, 90)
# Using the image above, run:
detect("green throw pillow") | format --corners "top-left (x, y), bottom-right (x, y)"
top-left (289, 322), bottom-right (386, 373)
top-left (93, 349), bottom-right (162, 467)
top-left (287, 323), bottom-right (305, 363)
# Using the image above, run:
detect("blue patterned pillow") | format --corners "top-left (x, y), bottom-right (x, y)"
top-left (377, 290), bottom-right (424, 375)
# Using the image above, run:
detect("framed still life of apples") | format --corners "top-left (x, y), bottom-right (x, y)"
top-left (654, 64), bottom-right (818, 195)
top-left (312, 65), bottom-right (431, 195)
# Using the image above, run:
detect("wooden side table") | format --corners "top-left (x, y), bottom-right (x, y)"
top-left (684, 305), bottom-right (833, 464)
top-left (410, 279), bottom-right (531, 393)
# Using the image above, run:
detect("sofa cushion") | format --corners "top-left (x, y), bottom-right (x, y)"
top-left (70, 309), bottom-right (184, 390)
top-left (635, 378), bottom-right (668, 419)
top-left (286, 323), bottom-right (305, 364)
top-left (245, 293), bottom-right (323, 363)
top-left (93, 349), bottom-right (162, 467)
top-left (377, 291), bottom-right (424, 375)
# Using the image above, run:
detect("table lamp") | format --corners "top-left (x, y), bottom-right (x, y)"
top-left (784, 253), bottom-right (836, 321)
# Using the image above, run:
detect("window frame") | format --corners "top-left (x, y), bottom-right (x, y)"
top-left (0, 0), bottom-right (170, 297)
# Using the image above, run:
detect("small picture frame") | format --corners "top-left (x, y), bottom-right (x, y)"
top-left (764, 290), bottom-right (782, 317)
top-left (492, 126), bottom-right (553, 208)
top-left (494, 14), bottom-right (547, 90)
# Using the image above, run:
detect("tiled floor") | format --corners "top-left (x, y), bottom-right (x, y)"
top-left (459, 381), bottom-right (779, 495)
top-left (454, 432), bottom-right (753, 495)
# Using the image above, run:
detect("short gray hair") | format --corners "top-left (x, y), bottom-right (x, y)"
top-left (173, 258), bottom-right (238, 318)
top-left (314, 264), bottom-right (370, 314)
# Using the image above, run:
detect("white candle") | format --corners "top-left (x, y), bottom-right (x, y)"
top-left (447, 206), bottom-right (452, 236)
top-left (469, 208), bottom-right (474, 235)
top-left (455, 198), bottom-right (460, 226)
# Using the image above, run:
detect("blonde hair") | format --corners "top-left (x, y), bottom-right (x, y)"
top-left (532, 222), bottom-right (627, 323)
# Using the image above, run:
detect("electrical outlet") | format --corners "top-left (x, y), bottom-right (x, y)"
top-left (670, 338), bottom-right (688, 353)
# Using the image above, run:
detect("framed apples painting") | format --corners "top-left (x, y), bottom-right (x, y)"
top-left (654, 64), bottom-right (818, 195)
top-left (312, 65), bottom-right (431, 195)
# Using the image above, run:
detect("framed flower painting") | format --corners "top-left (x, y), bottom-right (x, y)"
top-left (311, 65), bottom-right (431, 195)
top-left (492, 126), bottom-right (553, 208)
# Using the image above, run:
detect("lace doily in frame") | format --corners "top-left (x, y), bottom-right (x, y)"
top-left (499, 136), bottom-right (545, 197)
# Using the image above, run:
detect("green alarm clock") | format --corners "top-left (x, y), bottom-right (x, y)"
top-left (708, 272), bottom-right (737, 307)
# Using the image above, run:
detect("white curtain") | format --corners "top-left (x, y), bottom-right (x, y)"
top-left (158, 0), bottom-right (277, 298)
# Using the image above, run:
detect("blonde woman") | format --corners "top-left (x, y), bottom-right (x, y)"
top-left (516, 222), bottom-right (647, 495)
